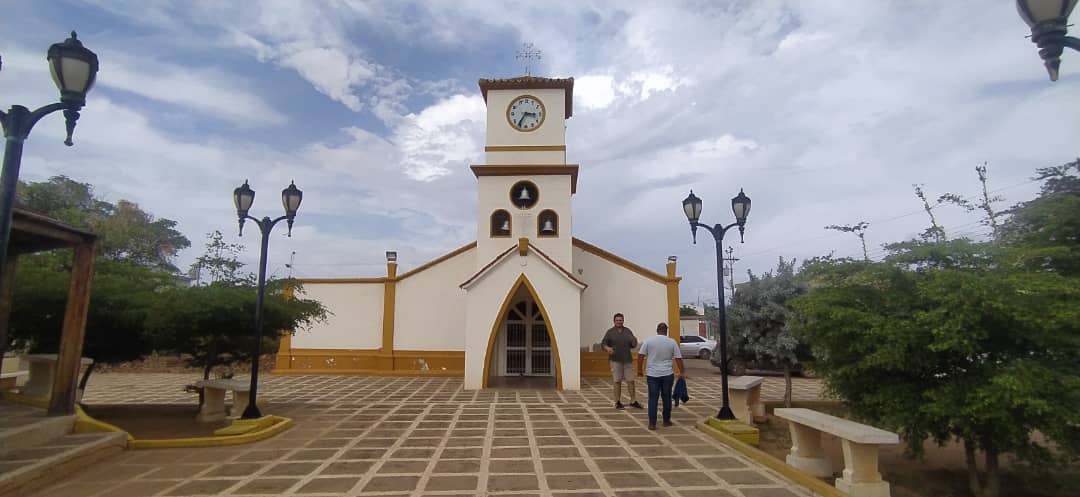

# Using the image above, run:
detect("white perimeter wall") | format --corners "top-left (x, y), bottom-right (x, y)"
top-left (291, 282), bottom-right (384, 349)
top-left (394, 247), bottom-right (476, 351)
top-left (574, 246), bottom-right (668, 350)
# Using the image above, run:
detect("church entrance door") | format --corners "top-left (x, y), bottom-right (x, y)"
top-left (498, 296), bottom-right (552, 377)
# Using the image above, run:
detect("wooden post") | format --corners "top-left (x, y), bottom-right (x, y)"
top-left (0, 256), bottom-right (18, 374)
top-left (48, 242), bottom-right (95, 416)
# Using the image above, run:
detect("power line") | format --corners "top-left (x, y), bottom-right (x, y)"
top-left (740, 177), bottom-right (1042, 259)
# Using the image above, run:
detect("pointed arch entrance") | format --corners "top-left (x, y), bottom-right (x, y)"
top-left (482, 275), bottom-right (563, 389)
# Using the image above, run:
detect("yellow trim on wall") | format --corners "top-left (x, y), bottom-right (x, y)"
top-left (396, 242), bottom-right (477, 281)
top-left (573, 238), bottom-right (680, 285)
top-left (666, 260), bottom-right (680, 344)
top-left (518, 237), bottom-right (529, 256)
top-left (485, 145), bottom-right (566, 152)
top-left (300, 277), bottom-right (386, 284)
top-left (481, 274), bottom-right (564, 389)
top-left (274, 348), bottom-right (465, 375)
top-left (380, 261), bottom-right (398, 369)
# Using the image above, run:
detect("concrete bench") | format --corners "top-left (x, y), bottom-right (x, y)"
top-left (0, 371), bottom-right (29, 390)
top-left (195, 379), bottom-right (251, 423)
top-left (728, 375), bottom-right (765, 425)
top-left (21, 354), bottom-right (94, 400)
top-left (774, 408), bottom-right (899, 497)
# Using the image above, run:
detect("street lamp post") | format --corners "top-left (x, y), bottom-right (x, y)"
top-left (233, 180), bottom-right (303, 419)
top-left (1016, 0), bottom-right (1080, 80)
top-left (682, 188), bottom-right (751, 421)
top-left (0, 32), bottom-right (99, 284)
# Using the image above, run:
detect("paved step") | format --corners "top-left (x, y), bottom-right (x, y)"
top-left (0, 431), bottom-right (127, 497)
top-left (0, 403), bottom-right (74, 458)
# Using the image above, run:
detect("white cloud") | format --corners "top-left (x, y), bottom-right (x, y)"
top-left (96, 49), bottom-right (286, 126)
top-left (576, 75), bottom-right (617, 110)
top-left (393, 94), bottom-right (486, 181)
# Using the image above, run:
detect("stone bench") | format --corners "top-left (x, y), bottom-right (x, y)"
top-left (195, 379), bottom-right (251, 423)
top-left (21, 354), bottom-right (94, 400)
top-left (728, 375), bottom-right (764, 425)
top-left (0, 371), bottom-right (29, 390)
top-left (774, 408), bottom-right (899, 497)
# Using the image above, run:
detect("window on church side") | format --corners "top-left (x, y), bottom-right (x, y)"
top-left (491, 209), bottom-right (512, 238)
top-left (538, 209), bottom-right (558, 237)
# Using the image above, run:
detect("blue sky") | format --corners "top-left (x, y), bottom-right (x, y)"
top-left (2, 1), bottom-right (1078, 305)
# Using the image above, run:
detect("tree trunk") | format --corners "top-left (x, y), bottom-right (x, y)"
top-left (984, 448), bottom-right (1000, 497)
top-left (199, 363), bottom-right (212, 407)
top-left (965, 440), bottom-right (984, 497)
top-left (782, 365), bottom-right (793, 407)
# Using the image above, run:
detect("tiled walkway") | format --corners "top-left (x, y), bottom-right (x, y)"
top-left (34, 374), bottom-right (824, 497)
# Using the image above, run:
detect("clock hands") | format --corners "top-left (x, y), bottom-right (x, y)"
top-left (516, 111), bottom-right (537, 128)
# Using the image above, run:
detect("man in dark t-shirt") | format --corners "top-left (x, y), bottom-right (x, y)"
top-left (602, 312), bottom-right (642, 409)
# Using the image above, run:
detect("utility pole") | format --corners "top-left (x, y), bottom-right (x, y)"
top-left (722, 246), bottom-right (739, 304)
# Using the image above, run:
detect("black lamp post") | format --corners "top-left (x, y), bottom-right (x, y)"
top-left (233, 180), bottom-right (303, 419)
top-left (1017, 0), bottom-right (1080, 81)
top-left (682, 188), bottom-right (751, 421)
top-left (0, 32), bottom-right (98, 284)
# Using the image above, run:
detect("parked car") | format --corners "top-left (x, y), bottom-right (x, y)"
top-left (679, 335), bottom-right (717, 359)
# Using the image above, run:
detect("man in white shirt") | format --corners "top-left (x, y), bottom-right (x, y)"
top-left (636, 322), bottom-right (686, 430)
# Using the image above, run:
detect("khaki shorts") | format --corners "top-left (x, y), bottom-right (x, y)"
top-left (610, 361), bottom-right (635, 383)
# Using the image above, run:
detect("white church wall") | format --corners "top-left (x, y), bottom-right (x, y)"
top-left (291, 282), bottom-right (383, 349)
top-left (476, 174), bottom-right (573, 268)
top-left (485, 150), bottom-right (565, 164)
top-left (484, 88), bottom-right (567, 154)
top-left (394, 246), bottom-right (476, 351)
top-left (573, 246), bottom-right (668, 350)
top-left (463, 250), bottom-right (582, 390)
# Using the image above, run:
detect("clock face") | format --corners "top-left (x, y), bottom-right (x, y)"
top-left (507, 95), bottom-right (545, 132)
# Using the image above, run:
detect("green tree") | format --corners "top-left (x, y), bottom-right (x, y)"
top-left (724, 257), bottom-right (809, 406)
top-left (8, 255), bottom-right (177, 390)
top-left (997, 158), bottom-right (1080, 276)
top-left (679, 305), bottom-right (699, 316)
top-left (146, 280), bottom-right (329, 404)
top-left (824, 221), bottom-right (870, 261)
top-left (16, 175), bottom-right (190, 272)
top-left (189, 230), bottom-right (249, 285)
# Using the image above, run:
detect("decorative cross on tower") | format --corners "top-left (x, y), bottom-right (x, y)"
top-left (515, 43), bottom-right (542, 76)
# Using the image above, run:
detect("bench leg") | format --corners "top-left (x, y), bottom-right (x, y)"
top-left (785, 423), bottom-right (832, 477)
top-left (728, 390), bottom-right (752, 425)
top-left (748, 386), bottom-right (765, 422)
top-left (197, 388), bottom-right (227, 423)
top-left (230, 390), bottom-right (251, 418)
top-left (836, 440), bottom-right (890, 497)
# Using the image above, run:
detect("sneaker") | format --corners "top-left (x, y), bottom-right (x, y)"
top-left (663, 421), bottom-right (674, 427)
top-left (648, 424), bottom-right (657, 430)
top-left (615, 401), bottom-right (625, 410)
top-left (629, 401), bottom-right (643, 409)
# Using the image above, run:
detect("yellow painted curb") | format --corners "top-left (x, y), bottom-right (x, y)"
top-left (128, 415), bottom-right (292, 449)
top-left (74, 405), bottom-right (134, 442)
top-left (696, 420), bottom-right (846, 497)
top-left (706, 417), bottom-right (760, 446)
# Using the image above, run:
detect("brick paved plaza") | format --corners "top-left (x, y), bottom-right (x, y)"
top-left (34, 373), bottom-right (824, 497)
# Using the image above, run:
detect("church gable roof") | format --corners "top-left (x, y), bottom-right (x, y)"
top-left (460, 239), bottom-right (587, 291)
top-left (478, 76), bottom-right (574, 118)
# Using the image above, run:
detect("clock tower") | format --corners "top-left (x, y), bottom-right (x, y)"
top-left (472, 76), bottom-right (577, 269)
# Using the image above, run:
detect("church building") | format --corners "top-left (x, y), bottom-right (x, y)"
top-left (273, 76), bottom-right (682, 390)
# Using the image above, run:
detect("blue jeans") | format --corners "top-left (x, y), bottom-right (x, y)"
top-left (646, 374), bottom-right (675, 426)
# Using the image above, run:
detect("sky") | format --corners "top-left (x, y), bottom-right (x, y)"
top-left (1, 0), bottom-right (1077, 306)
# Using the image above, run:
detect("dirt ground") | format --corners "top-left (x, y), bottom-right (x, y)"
top-left (83, 404), bottom-right (230, 439)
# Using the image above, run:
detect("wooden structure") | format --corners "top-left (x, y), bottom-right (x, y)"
top-left (0, 208), bottom-right (96, 416)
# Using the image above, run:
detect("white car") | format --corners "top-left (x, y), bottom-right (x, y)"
top-left (679, 335), bottom-right (717, 360)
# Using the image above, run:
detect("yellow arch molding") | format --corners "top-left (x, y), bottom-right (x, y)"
top-left (481, 274), bottom-right (564, 389)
